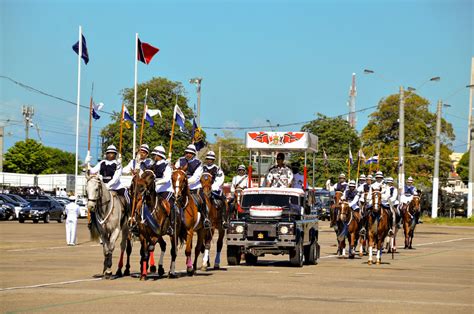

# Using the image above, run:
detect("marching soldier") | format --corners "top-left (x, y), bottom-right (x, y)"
top-left (266, 153), bottom-right (293, 188)
top-left (150, 145), bottom-right (175, 235)
top-left (174, 144), bottom-right (209, 228)
top-left (122, 144), bottom-right (152, 175)
top-left (202, 151), bottom-right (228, 228)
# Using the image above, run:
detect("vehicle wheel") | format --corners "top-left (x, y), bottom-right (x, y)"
top-left (19, 217), bottom-right (25, 223)
top-left (304, 241), bottom-right (317, 265)
top-left (290, 236), bottom-right (304, 267)
top-left (227, 245), bottom-right (241, 265)
top-left (33, 219), bottom-right (39, 224)
top-left (245, 253), bottom-right (258, 266)
top-left (44, 213), bottom-right (50, 224)
top-left (57, 214), bottom-right (64, 223)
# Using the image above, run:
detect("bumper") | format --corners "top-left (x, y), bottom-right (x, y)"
top-left (227, 234), bottom-right (297, 253)
top-left (19, 213), bottom-right (45, 220)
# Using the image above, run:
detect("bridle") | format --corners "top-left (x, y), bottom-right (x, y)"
top-left (172, 168), bottom-right (189, 209)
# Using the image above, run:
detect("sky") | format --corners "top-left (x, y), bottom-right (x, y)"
top-left (0, 0), bottom-right (472, 162)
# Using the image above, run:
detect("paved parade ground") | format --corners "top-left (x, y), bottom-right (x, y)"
top-left (1, 220), bottom-right (473, 313)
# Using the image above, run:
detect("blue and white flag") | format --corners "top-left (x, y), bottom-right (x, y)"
top-left (173, 104), bottom-right (186, 131)
top-left (92, 102), bottom-right (104, 120)
top-left (358, 149), bottom-right (366, 161)
top-left (365, 155), bottom-right (379, 164)
top-left (349, 149), bottom-right (353, 164)
top-left (145, 106), bottom-right (161, 127)
top-left (123, 106), bottom-right (137, 129)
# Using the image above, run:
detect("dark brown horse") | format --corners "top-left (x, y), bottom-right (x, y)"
top-left (337, 201), bottom-right (361, 259)
top-left (367, 189), bottom-right (390, 265)
top-left (402, 195), bottom-right (420, 249)
top-left (331, 191), bottom-right (343, 252)
top-left (171, 167), bottom-right (206, 275)
top-left (200, 172), bottom-right (227, 270)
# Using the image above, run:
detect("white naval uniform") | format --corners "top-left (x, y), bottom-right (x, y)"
top-left (231, 175), bottom-right (248, 193)
top-left (89, 160), bottom-right (124, 190)
top-left (65, 202), bottom-right (80, 245)
top-left (122, 158), bottom-right (153, 176)
top-left (154, 160), bottom-right (173, 193)
top-left (174, 157), bottom-right (203, 191)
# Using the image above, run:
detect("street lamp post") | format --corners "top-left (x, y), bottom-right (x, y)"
top-left (189, 77), bottom-right (203, 125)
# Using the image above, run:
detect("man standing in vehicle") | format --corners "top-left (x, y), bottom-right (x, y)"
top-left (266, 152), bottom-right (293, 188)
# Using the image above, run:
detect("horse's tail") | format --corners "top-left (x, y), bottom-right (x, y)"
top-left (89, 212), bottom-right (101, 241)
top-left (178, 220), bottom-right (187, 248)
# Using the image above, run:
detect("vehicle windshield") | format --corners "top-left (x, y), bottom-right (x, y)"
top-left (241, 194), bottom-right (299, 209)
top-left (316, 195), bottom-right (331, 206)
top-left (29, 201), bottom-right (50, 207)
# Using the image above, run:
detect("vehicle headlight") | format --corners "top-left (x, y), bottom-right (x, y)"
top-left (279, 223), bottom-right (294, 235)
top-left (280, 226), bottom-right (289, 234)
top-left (235, 225), bottom-right (244, 234)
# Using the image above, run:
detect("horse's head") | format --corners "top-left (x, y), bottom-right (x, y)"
top-left (334, 191), bottom-right (343, 205)
top-left (339, 201), bottom-right (351, 223)
top-left (172, 168), bottom-right (188, 200)
top-left (200, 172), bottom-right (213, 195)
top-left (86, 175), bottom-right (105, 211)
top-left (410, 195), bottom-right (421, 213)
top-left (372, 188), bottom-right (382, 212)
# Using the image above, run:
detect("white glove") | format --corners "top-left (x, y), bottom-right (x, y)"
top-left (84, 153), bottom-right (91, 165)
top-left (117, 157), bottom-right (122, 165)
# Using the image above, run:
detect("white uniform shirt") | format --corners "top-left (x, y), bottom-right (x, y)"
top-left (204, 164), bottom-right (225, 191)
top-left (292, 173), bottom-right (304, 189)
top-left (65, 202), bottom-right (80, 221)
top-left (154, 160), bottom-right (173, 193)
top-left (89, 160), bottom-right (124, 190)
top-left (123, 158), bottom-right (152, 175)
top-left (174, 158), bottom-right (203, 190)
top-left (266, 165), bottom-right (293, 188)
top-left (231, 175), bottom-right (248, 193)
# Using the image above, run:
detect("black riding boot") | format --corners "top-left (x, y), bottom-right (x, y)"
top-left (88, 211), bottom-right (95, 230)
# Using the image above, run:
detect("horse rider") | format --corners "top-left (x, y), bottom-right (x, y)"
top-left (149, 145), bottom-right (175, 235)
top-left (202, 151), bottom-right (228, 229)
top-left (400, 176), bottom-right (420, 224)
top-left (291, 162), bottom-right (305, 189)
top-left (383, 177), bottom-right (399, 236)
top-left (371, 171), bottom-right (386, 192)
top-left (122, 144), bottom-right (153, 176)
top-left (231, 164), bottom-right (248, 194)
top-left (332, 173), bottom-right (348, 192)
top-left (265, 152), bottom-right (293, 188)
top-left (358, 174), bottom-right (366, 188)
top-left (174, 144), bottom-right (210, 229)
top-left (89, 145), bottom-right (129, 227)
top-left (341, 180), bottom-right (360, 215)
top-left (357, 174), bottom-right (373, 236)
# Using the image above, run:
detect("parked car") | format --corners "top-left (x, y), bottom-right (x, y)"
top-left (5, 194), bottom-right (30, 207)
top-left (53, 196), bottom-right (71, 207)
top-left (18, 199), bottom-right (65, 223)
top-left (314, 189), bottom-right (331, 221)
top-left (0, 194), bottom-right (26, 219)
top-left (0, 200), bottom-right (15, 220)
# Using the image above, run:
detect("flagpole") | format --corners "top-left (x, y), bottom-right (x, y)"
top-left (133, 32), bottom-right (138, 156)
top-left (168, 110), bottom-right (176, 161)
top-left (348, 145), bottom-right (351, 180)
top-left (86, 83), bottom-right (94, 169)
top-left (118, 104), bottom-right (125, 157)
top-left (356, 150), bottom-right (362, 184)
top-left (368, 147), bottom-right (375, 174)
top-left (74, 25), bottom-right (82, 197)
top-left (376, 144), bottom-right (381, 172)
top-left (139, 89), bottom-right (148, 147)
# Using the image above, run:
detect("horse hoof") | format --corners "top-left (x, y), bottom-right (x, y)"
top-left (187, 267), bottom-right (194, 276)
top-left (376, 260), bottom-right (381, 265)
top-left (123, 269), bottom-right (130, 277)
top-left (200, 265), bottom-right (208, 271)
top-left (368, 260), bottom-right (372, 265)
top-left (359, 253), bottom-right (363, 257)
top-left (404, 246), bottom-right (408, 249)
top-left (214, 264), bottom-right (220, 270)
top-left (168, 272), bottom-right (177, 279)
top-left (115, 269), bottom-right (123, 278)
top-left (104, 272), bottom-right (113, 279)
top-left (158, 266), bottom-right (165, 277)
top-left (349, 254), bottom-right (354, 259)
top-left (140, 275), bottom-right (147, 281)
top-left (149, 265), bottom-right (157, 273)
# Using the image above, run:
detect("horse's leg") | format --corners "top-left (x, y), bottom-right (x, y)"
top-left (185, 228), bottom-right (194, 276)
top-left (349, 229), bottom-right (355, 259)
top-left (194, 229), bottom-right (205, 273)
top-left (214, 227), bottom-right (225, 269)
top-left (409, 229), bottom-right (414, 249)
top-left (149, 248), bottom-right (156, 273)
top-left (115, 227), bottom-right (128, 277)
top-left (139, 239), bottom-right (149, 280)
top-left (157, 236), bottom-right (166, 277)
top-left (169, 234), bottom-right (178, 278)
top-left (201, 230), bottom-right (213, 271)
top-left (104, 227), bottom-right (120, 279)
top-left (404, 220), bottom-right (409, 249)
top-left (368, 229), bottom-right (374, 265)
top-left (124, 237), bottom-right (132, 276)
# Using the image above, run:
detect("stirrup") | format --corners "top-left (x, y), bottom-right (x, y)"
top-left (359, 228), bottom-right (366, 236)
top-left (203, 218), bottom-right (211, 229)
top-left (388, 229), bottom-right (394, 237)
top-left (167, 226), bottom-right (174, 236)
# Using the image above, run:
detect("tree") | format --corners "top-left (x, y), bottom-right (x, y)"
top-left (100, 77), bottom-right (206, 163)
top-left (299, 114), bottom-right (361, 187)
top-left (361, 93), bottom-right (455, 187)
top-left (208, 131), bottom-right (248, 181)
top-left (3, 140), bottom-right (77, 174)
top-left (457, 151), bottom-right (469, 183)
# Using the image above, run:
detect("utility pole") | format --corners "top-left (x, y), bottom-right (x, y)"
top-left (0, 126), bottom-right (4, 172)
top-left (432, 100), bottom-right (442, 218)
top-left (469, 115), bottom-right (473, 218)
top-left (218, 145), bottom-right (222, 168)
top-left (189, 78), bottom-right (203, 125)
top-left (399, 87), bottom-right (405, 197)
top-left (22, 106), bottom-right (34, 141)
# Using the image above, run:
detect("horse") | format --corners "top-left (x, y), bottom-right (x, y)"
top-left (86, 175), bottom-right (132, 279)
top-left (356, 190), bottom-right (370, 257)
top-left (367, 188), bottom-right (391, 265)
top-left (200, 172), bottom-right (227, 270)
top-left (231, 188), bottom-right (244, 219)
top-left (337, 201), bottom-right (361, 259)
top-left (171, 166), bottom-right (206, 275)
top-left (401, 195), bottom-right (420, 249)
top-left (130, 170), bottom-right (186, 280)
top-left (331, 191), bottom-right (343, 252)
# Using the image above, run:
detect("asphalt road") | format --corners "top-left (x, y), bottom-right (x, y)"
top-left (1, 219), bottom-right (473, 313)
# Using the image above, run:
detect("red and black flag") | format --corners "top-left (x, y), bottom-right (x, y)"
top-left (137, 38), bottom-right (159, 64)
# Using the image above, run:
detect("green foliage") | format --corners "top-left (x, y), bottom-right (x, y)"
top-left (100, 77), bottom-right (206, 163)
top-left (4, 139), bottom-right (77, 174)
top-left (207, 131), bottom-right (248, 181)
top-left (298, 114), bottom-right (361, 186)
top-left (457, 151), bottom-right (469, 183)
top-left (361, 93), bottom-right (455, 187)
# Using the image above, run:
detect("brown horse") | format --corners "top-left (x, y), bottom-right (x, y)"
top-left (171, 166), bottom-right (206, 275)
top-left (200, 172), bottom-right (227, 270)
top-left (131, 170), bottom-right (186, 279)
top-left (337, 201), bottom-right (361, 259)
top-left (402, 195), bottom-right (420, 249)
top-left (367, 189), bottom-right (390, 265)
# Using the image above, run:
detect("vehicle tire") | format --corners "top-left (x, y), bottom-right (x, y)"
top-left (33, 219), bottom-right (39, 224)
top-left (227, 245), bottom-right (241, 265)
top-left (57, 214), bottom-right (64, 223)
top-left (19, 217), bottom-right (25, 223)
top-left (290, 236), bottom-right (304, 267)
top-left (245, 253), bottom-right (258, 266)
top-left (44, 213), bottom-right (50, 224)
top-left (304, 241), bottom-right (317, 265)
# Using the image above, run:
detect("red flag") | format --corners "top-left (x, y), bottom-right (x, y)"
top-left (137, 38), bottom-right (159, 64)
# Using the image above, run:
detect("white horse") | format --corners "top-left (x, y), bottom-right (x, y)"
top-left (86, 175), bottom-right (131, 279)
